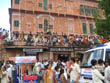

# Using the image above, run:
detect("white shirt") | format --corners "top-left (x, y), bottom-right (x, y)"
top-left (53, 62), bottom-right (57, 67)
top-left (35, 62), bottom-right (41, 67)
top-left (44, 61), bottom-right (48, 66)
top-left (70, 63), bottom-right (81, 82)
top-left (63, 68), bottom-right (68, 80)
top-left (92, 69), bottom-right (104, 83)
top-left (1, 71), bottom-right (8, 83)
top-left (35, 62), bottom-right (41, 75)
top-left (9, 64), bottom-right (13, 68)
top-left (62, 62), bottom-right (66, 66)
top-left (105, 66), bottom-right (110, 83)
top-left (7, 67), bottom-right (12, 78)
top-left (41, 63), bottom-right (44, 68)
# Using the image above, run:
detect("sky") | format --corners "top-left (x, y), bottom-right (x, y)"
top-left (0, 0), bottom-right (11, 30)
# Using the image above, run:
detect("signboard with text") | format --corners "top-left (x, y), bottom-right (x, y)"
top-left (15, 56), bottom-right (36, 63)
top-left (50, 47), bottom-right (73, 52)
top-left (23, 48), bottom-right (43, 54)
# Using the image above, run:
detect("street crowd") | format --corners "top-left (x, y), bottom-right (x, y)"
top-left (5, 31), bottom-right (107, 47)
top-left (0, 58), bottom-right (110, 83)
top-left (0, 60), bottom-right (16, 83)
top-left (33, 59), bottom-right (110, 83)
top-left (0, 30), bottom-right (110, 83)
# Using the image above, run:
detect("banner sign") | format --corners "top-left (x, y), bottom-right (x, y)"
top-left (50, 47), bottom-right (73, 52)
top-left (15, 56), bottom-right (36, 63)
top-left (9, 57), bottom-right (15, 61)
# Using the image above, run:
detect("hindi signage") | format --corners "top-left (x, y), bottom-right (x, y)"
top-left (23, 48), bottom-right (43, 54)
top-left (50, 47), bottom-right (73, 52)
top-left (15, 56), bottom-right (36, 63)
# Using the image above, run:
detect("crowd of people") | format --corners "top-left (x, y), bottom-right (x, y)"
top-left (5, 31), bottom-right (108, 47)
top-left (0, 60), bottom-right (17, 83)
top-left (33, 58), bottom-right (110, 83)
top-left (0, 58), bottom-right (81, 83)
top-left (0, 58), bottom-right (110, 83)
top-left (34, 58), bottom-right (80, 83)
top-left (91, 59), bottom-right (110, 83)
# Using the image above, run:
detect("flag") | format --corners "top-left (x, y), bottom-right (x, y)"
top-left (97, 39), bottom-right (102, 44)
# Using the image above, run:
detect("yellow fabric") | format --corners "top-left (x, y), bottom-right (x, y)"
top-left (45, 70), bottom-right (54, 83)
top-left (98, 39), bottom-right (102, 44)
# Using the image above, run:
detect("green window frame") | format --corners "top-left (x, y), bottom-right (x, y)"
top-left (14, 20), bottom-right (19, 27)
top-left (90, 24), bottom-right (94, 34)
top-left (80, 5), bottom-right (84, 15)
top-left (88, 7), bottom-right (91, 16)
top-left (38, 2), bottom-right (42, 7)
top-left (96, 8), bottom-right (99, 14)
top-left (44, 0), bottom-right (47, 10)
top-left (15, 0), bottom-right (19, 4)
top-left (39, 24), bottom-right (42, 28)
top-left (85, 6), bottom-right (90, 16)
top-left (82, 23), bottom-right (87, 34)
top-left (49, 4), bottom-right (52, 9)
top-left (44, 19), bottom-right (48, 32)
top-left (92, 7), bottom-right (96, 16)
top-left (89, 7), bottom-right (92, 16)
top-left (97, 8), bottom-right (99, 13)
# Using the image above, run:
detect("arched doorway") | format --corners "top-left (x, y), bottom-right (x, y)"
top-left (37, 14), bottom-right (54, 33)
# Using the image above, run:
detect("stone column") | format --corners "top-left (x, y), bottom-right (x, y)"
top-left (50, 52), bottom-right (53, 61)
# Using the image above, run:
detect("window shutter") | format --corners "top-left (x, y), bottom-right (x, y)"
top-left (44, 0), bottom-right (47, 10)
top-left (96, 8), bottom-right (99, 14)
top-left (82, 23), bottom-right (87, 34)
top-left (85, 6), bottom-right (90, 16)
top-left (15, 0), bottom-right (19, 4)
top-left (90, 24), bottom-right (93, 34)
top-left (49, 4), bottom-right (52, 9)
top-left (14, 20), bottom-right (19, 27)
top-left (39, 24), bottom-right (42, 28)
top-left (80, 5), bottom-right (84, 15)
top-left (44, 19), bottom-right (48, 32)
top-left (92, 8), bottom-right (96, 16)
top-left (14, 21), bottom-right (16, 27)
top-left (39, 2), bottom-right (42, 7)
top-left (16, 21), bottom-right (19, 27)
top-left (88, 7), bottom-right (91, 16)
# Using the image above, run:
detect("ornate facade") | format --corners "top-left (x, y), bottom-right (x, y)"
top-left (9, 0), bottom-right (103, 35)
top-left (6, 0), bottom-right (104, 61)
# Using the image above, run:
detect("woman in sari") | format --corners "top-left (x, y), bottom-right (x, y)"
top-left (44, 63), bottom-right (56, 83)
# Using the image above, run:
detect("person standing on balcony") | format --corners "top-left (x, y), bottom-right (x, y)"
top-left (26, 32), bottom-right (33, 45)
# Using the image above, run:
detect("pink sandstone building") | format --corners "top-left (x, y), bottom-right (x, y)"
top-left (4, 0), bottom-right (104, 61)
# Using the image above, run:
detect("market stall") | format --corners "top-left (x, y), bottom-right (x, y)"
top-left (15, 56), bottom-right (38, 83)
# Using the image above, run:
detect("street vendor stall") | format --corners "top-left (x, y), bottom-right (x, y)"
top-left (15, 56), bottom-right (38, 83)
